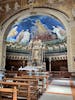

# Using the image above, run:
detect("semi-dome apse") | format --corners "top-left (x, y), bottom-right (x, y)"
top-left (6, 15), bottom-right (66, 46)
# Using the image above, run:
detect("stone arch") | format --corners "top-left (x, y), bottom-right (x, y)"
top-left (0, 7), bottom-right (71, 71)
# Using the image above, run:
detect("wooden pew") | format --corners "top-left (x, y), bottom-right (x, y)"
top-left (5, 71), bottom-right (18, 78)
top-left (14, 75), bottom-right (48, 93)
top-left (3, 78), bottom-right (39, 100)
top-left (4, 71), bottom-right (49, 93)
top-left (0, 81), bottom-right (30, 100)
top-left (0, 87), bottom-right (17, 100)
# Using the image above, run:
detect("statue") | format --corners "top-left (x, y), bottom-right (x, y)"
top-left (5, 4), bottom-right (11, 12)
top-left (32, 38), bottom-right (42, 57)
top-left (28, 36), bottom-right (43, 65)
top-left (32, 38), bottom-right (42, 49)
top-left (14, 2), bottom-right (20, 11)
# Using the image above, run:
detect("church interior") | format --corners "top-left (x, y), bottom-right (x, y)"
top-left (0, 0), bottom-right (75, 100)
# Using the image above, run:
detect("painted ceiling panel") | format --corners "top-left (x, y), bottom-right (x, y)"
top-left (6, 15), bottom-right (66, 46)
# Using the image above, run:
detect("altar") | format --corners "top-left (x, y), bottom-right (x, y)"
top-left (18, 66), bottom-right (39, 71)
top-left (18, 65), bottom-right (46, 75)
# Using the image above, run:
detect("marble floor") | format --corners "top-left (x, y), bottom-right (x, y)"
top-left (39, 78), bottom-right (75, 100)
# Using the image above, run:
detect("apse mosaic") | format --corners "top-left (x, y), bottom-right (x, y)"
top-left (6, 15), bottom-right (66, 46)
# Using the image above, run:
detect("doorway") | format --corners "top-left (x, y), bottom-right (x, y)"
top-left (45, 57), bottom-right (49, 71)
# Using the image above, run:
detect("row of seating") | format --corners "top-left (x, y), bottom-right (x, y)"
top-left (0, 81), bottom-right (30, 100)
top-left (49, 71), bottom-right (71, 78)
top-left (0, 72), bottom-right (49, 100)
top-left (0, 76), bottom-right (40, 100)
